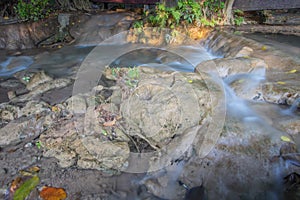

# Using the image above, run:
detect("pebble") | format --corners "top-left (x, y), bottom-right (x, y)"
top-left (24, 142), bottom-right (33, 148)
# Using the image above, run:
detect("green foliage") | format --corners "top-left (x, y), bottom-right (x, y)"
top-left (233, 9), bottom-right (244, 25)
top-left (15, 0), bottom-right (51, 21)
top-left (138, 0), bottom-right (232, 29)
top-left (127, 67), bottom-right (139, 79)
top-left (133, 20), bottom-right (144, 33)
top-left (147, 0), bottom-right (203, 28)
top-left (203, 0), bottom-right (224, 14)
top-left (35, 141), bottom-right (43, 149)
top-left (110, 67), bottom-right (139, 88)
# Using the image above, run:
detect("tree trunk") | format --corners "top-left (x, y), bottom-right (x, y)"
top-left (224, 0), bottom-right (235, 25)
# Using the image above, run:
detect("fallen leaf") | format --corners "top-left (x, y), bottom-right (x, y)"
top-left (103, 118), bottom-right (116, 127)
top-left (277, 81), bottom-right (286, 85)
top-left (40, 187), bottom-right (67, 200)
top-left (20, 170), bottom-right (34, 177)
top-left (51, 106), bottom-right (60, 112)
top-left (261, 46), bottom-right (267, 51)
top-left (13, 175), bottom-right (40, 200)
top-left (10, 177), bottom-right (22, 193)
top-left (281, 136), bottom-right (291, 142)
top-left (28, 166), bottom-right (40, 173)
top-left (188, 80), bottom-right (193, 83)
top-left (286, 69), bottom-right (297, 74)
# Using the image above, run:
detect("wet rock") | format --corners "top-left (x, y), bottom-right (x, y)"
top-left (143, 164), bottom-right (187, 200)
top-left (0, 17), bottom-right (58, 49)
top-left (0, 78), bottom-right (25, 89)
top-left (81, 136), bottom-right (129, 170)
top-left (72, 12), bottom-right (135, 46)
top-left (39, 119), bottom-right (79, 168)
top-left (203, 31), bottom-right (300, 107)
top-left (284, 172), bottom-right (300, 200)
top-left (15, 78), bottom-right (72, 102)
top-left (39, 67), bottom-right (216, 174)
top-left (278, 119), bottom-right (300, 136)
top-left (0, 117), bottom-right (44, 147)
top-left (65, 95), bottom-right (87, 114)
top-left (180, 113), bottom-right (291, 199)
top-left (280, 142), bottom-right (298, 156)
top-left (120, 67), bottom-right (211, 148)
top-left (19, 101), bottom-right (49, 117)
top-left (262, 82), bottom-right (300, 107)
top-left (234, 46), bottom-right (253, 57)
top-left (0, 78), bottom-right (27, 102)
top-left (108, 86), bottom-right (122, 105)
top-left (26, 71), bottom-right (53, 91)
top-left (0, 87), bottom-right (9, 103)
top-left (7, 90), bottom-right (16, 100)
top-left (41, 84), bottom-right (73, 105)
top-left (44, 149), bottom-right (77, 168)
top-left (195, 57), bottom-right (267, 78)
top-left (0, 103), bottom-right (19, 121)
top-left (185, 185), bottom-right (207, 200)
top-left (204, 31), bottom-right (299, 71)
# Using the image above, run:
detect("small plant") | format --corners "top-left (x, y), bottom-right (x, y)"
top-left (111, 67), bottom-right (121, 77)
top-left (22, 76), bottom-right (31, 82)
top-left (133, 20), bottom-right (144, 33)
top-left (233, 9), bottom-right (244, 26)
top-left (133, 20), bottom-right (144, 29)
top-left (125, 67), bottom-right (139, 88)
top-left (127, 67), bottom-right (139, 79)
top-left (35, 141), bottom-right (43, 149)
top-left (15, 0), bottom-right (51, 21)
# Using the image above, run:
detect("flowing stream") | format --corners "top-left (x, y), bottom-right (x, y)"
top-left (0, 32), bottom-right (299, 199)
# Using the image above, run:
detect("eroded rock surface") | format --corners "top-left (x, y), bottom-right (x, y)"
top-left (37, 67), bottom-right (215, 174)
top-left (201, 31), bottom-right (300, 108)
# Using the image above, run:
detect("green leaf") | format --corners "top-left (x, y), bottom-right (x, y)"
top-left (178, 1), bottom-right (183, 8)
top-left (281, 136), bottom-right (291, 142)
top-left (13, 175), bottom-right (40, 200)
top-left (127, 68), bottom-right (139, 79)
top-left (171, 10), bottom-right (181, 24)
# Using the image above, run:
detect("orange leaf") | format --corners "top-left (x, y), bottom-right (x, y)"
top-left (10, 177), bottom-right (22, 193)
top-left (103, 118), bottom-right (116, 127)
top-left (51, 106), bottom-right (60, 112)
top-left (40, 187), bottom-right (67, 200)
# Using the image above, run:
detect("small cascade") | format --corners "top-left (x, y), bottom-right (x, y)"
top-left (288, 97), bottom-right (300, 113)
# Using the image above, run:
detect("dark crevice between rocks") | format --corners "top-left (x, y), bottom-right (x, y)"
top-left (98, 74), bottom-right (117, 88)
top-left (128, 135), bottom-right (157, 153)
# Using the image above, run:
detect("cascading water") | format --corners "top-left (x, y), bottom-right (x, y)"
top-left (0, 27), bottom-right (299, 199)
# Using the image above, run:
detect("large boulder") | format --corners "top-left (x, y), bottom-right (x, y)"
top-left (39, 67), bottom-right (220, 174)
